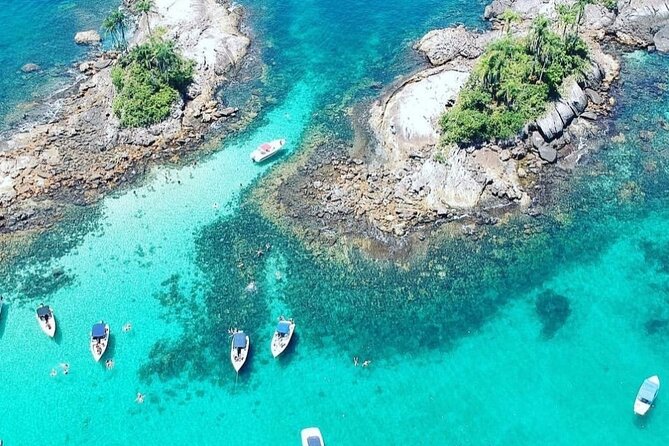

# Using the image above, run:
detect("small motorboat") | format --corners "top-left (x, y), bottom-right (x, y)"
top-left (250, 139), bottom-right (285, 163)
top-left (230, 331), bottom-right (250, 372)
top-left (0, 295), bottom-right (4, 319)
top-left (90, 321), bottom-right (110, 362)
top-left (36, 304), bottom-right (56, 338)
top-left (635, 375), bottom-right (660, 415)
top-left (271, 318), bottom-right (295, 358)
top-left (301, 427), bottom-right (325, 446)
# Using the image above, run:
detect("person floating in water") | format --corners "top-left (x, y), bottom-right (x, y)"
top-left (60, 363), bottom-right (70, 375)
top-left (362, 360), bottom-right (371, 368)
top-left (353, 356), bottom-right (359, 367)
top-left (50, 368), bottom-right (57, 377)
top-left (135, 392), bottom-right (145, 404)
top-left (105, 359), bottom-right (115, 370)
top-left (122, 322), bottom-right (132, 333)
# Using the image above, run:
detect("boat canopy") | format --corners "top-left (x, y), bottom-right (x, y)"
top-left (638, 379), bottom-right (659, 402)
top-left (307, 437), bottom-right (323, 446)
top-left (233, 332), bottom-right (247, 348)
top-left (277, 321), bottom-right (291, 334)
top-left (92, 323), bottom-right (106, 338)
top-left (37, 306), bottom-right (50, 317)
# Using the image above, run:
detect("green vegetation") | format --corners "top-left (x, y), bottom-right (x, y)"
top-left (102, 10), bottom-right (128, 50)
top-left (111, 32), bottom-right (194, 128)
top-left (440, 7), bottom-right (591, 146)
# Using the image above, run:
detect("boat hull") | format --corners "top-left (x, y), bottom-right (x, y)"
top-left (36, 314), bottom-right (56, 338)
top-left (90, 324), bottom-right (110, 362)
top-left (271, 322), bottom-right (295, 358)
top-left (230, 335), bottom-right (250, 372)
top-left (250, 139), bottom-right (285, 163)
top-left (634, 375), bottom-right (660, 415)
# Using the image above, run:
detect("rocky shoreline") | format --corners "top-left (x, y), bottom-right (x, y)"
top-left (253, 0), bottom-right (669, 258)
top-left (0, 0), bottom-right (250, 233)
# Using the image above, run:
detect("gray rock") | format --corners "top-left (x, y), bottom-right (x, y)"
top-left (585, 88), bottom-right (603, 105)
top-left (415, 27), bottom-right (484, 66)
top-left (530, 131), bottom-right (545, 149)
top-left (654, 25), bottom-right (669, 52)
top-left (580, 111), bottom-right (598, 120)
top-left (538, 145), bottom-right (558, 163)
top-left (555, 100), bottom-right (576, 126)
top-left (563, 79), bottom-right (588, 114)
top-left (614, 0), bottom-right (669, 47)
top-left (535, 106), bottom-right (564, 141)
top-left (483, 0), bottom-right (513, 20)
top-left (21, 63), bottom-right (41, 73)
top-left (74, 30), bottom-right (101, 45)
top-left (582, 4), bottom-right (616, 30)
top-left (94, 59), bottom-right (112, 70)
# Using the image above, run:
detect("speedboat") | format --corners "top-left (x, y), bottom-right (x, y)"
top-left (301, 427), bottom-right (325, 446)
top-left (36, 304), bottom-right (56, 337)
top-left (634, 375), bottom-right (660, 415)
top-left (230, 331), bottom-right (250, 372)
top-left (250, 139), bottom-right (285, 163)
top-left (90, 321), bottom-right (110, 362)
top-left (271, 318), bottom-right (295, 358)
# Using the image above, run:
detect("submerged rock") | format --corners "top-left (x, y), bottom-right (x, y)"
top-left (535, 290), bottom-right (571, 339)
top-left (21, 63), bottom-right (41, 73)
top-left (74, 30), bottom-right (101, 45)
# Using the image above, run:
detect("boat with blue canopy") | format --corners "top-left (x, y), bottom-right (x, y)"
top-left (271, 317), bottom-right (295, 358)
top-left (301, 427), bottom-right (325, 446)
top-left (90, 321), bottom-right (110, 362)
top-left (230, 331), bottom-right (250, 372)
top-left (36, 304), bottom-right (56, 338)
top-left (634, 375), bottom-right (660, 415)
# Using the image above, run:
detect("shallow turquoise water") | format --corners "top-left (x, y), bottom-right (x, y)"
top-left (2, 1), bottom-right (669, 445)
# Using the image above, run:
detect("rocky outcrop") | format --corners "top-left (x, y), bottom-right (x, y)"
top-left (613, 0), bottom-right (669, 46)
top-left (0, 0), bottom-right (250, 233)
top-left (654, 25), bottom-right (669, 52)
top-left (414, 27), bottom-right (497, 66)
top-left (74, 30), bottom-right (101, 45)
top-left (369, 68), bottom-right (469, 166)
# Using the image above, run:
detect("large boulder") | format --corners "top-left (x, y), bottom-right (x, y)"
top-left (654, 25), bottom-right (669, 52)
top-left (415, 26), bottom-right (485, 66)
top-left (562, 78), bottom-right (588, 114)
top-left (614, 0), bottom-right (669, 46)
top-left (74, 30), bottom-right (101, 45)
top-left (369, 68), bottom-right (470, 166)
top-left (536, 106), bottom-right (564, 141)
top-left (582, 4), bottom-right (616, 31)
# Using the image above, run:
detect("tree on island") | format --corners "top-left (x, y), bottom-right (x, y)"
top-left (102, 10), bottom-right (129, 50)
top-left (134, 0), bottom-right (156, 36)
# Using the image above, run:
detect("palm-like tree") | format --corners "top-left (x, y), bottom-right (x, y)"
top-left (134, 0), bottom-right (156, 35)
top-left (102, 10), bottom-right (128, 50)
top-left (498, 9), bottom-right (521, 35)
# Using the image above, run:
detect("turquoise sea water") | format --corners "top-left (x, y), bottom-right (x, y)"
top-left (2, 1), bottom-right (669, 445)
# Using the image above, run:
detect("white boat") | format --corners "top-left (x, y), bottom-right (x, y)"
top-left (90, 321), bottom-right (110, 362)
top-left (230, 331), bottom-right (250, 372)
top-left (271, 318), bottom-right (295, 358)
top-left (634, 375), bottom-right (660, 415)
top-left (250, 139), bottom-right (285, 163)
top-left (36, 304), bottom-right (56, 338)
top-left (301, 427), bottom-right (325, 446)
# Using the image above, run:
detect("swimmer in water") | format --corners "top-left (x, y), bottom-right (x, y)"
top-left (353, 356), bottom-right (359, 367)
top-left (362, 360), bottom-right (371, 368)
top-left (122, 322), bottom-right (132, 333)
top-left (105, 359), bottom-right (115, 370)
top-left (50, 368), bottom-right (57, 377)
top-left (135, 392), bottom-right (145, 404)
top-left (59, 363), bottom-right (70, 374)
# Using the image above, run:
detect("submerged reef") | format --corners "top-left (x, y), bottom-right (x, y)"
top-left (535, 290), bottom-right (571, 339)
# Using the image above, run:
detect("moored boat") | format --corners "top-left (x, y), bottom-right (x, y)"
top-left (36, 304), bottom-right (56, 338)
top-left (230, 331), bottom-right (250, 372)
top-left (90, 321), bottom-right (110, 362)
top-left (301, 427), bottom-right (325, 446)
top-left (250, 139), bottom-right (285, 163)
top-left (271, 318), bottom-right (295, 358)
top-left (634, 375), bottom-right (660, 415)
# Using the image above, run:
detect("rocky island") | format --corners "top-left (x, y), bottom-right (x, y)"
top-left (252, 0), bottom-right (669, 257)
top-left (0, 0), bottom-right (249, 233)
